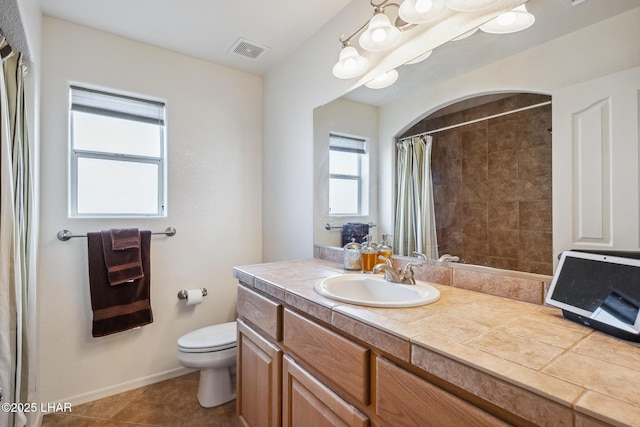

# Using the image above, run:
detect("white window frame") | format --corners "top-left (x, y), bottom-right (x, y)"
top-left (69, 86), bottom-right (166, 217)
top-left (329, 133), bottom-right (368, 216)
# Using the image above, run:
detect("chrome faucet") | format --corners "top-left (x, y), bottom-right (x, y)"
top-left (413, 252), bottom-right (459, 263)
top-left (372, 263), bottom-right (404, 283)
top-left (372, 257), bottom-right (421, 285)
top-left (437, 253), bottom-right (460, 263)
top-left (413, 251), bottom-right (428, 260)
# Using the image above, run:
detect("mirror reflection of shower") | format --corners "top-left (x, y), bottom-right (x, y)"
top-left (396, 93), bottom-right (553, 275)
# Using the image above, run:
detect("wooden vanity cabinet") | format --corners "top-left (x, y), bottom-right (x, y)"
top-left (237, 282), bottom-right (509, 427)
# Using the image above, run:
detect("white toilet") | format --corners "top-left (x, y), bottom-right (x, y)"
top-left (177, 321), bottom-right (237, 407)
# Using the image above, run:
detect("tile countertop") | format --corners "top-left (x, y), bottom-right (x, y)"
top-left (233, 258), bottom-right (640, 427)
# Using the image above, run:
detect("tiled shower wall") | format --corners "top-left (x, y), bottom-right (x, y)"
top-left (400, 94), bottom-right (553, 275)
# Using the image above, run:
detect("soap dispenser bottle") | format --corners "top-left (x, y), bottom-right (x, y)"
top-left (360, 235), bottom-right (378, 273)
top-left (343, 238), bottom-right (362, 271)
top-left (378, 234), bottom-right (393, 259)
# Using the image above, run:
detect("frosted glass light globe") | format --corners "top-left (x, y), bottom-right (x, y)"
top-left (359, 13), bottom-right (401, 51)
top-left (332, 45), bottom-right (369, 79)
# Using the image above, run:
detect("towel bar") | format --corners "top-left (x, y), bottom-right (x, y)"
top-left (324, 222), bottom-right (376, 231)
top-left (57, 227), bottom-right (177, 241)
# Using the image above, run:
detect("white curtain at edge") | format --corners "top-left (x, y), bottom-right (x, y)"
top-left (0, 37), bottom-right (36, 427)
top-left (394, 135), bottom-right (438, 258)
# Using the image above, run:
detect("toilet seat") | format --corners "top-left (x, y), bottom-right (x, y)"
top-left (178, 321), bottom-right (237, 353)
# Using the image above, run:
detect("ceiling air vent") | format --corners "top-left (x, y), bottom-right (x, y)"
top-left (229, 38), bottom-right (269, 61)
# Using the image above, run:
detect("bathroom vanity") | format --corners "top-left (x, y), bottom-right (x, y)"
top-left (234, 258), bottom-right (640, 427)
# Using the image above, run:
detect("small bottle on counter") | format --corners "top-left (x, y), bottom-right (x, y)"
top-left (377, 234), bottom-right (393, 259)
top-left (360, 235), bottom-right (378, 273)
top-left (343, 238), bottom-right (362, 271)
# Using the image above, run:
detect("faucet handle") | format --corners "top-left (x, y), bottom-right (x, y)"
top-left (378, 255), bottom-right (393, 266)
top-left (413, 251), bottom-right (427, 260)
top-left (402, 261), bottom-right (421, 276)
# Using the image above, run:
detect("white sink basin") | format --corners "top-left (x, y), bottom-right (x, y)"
top-left (315, 274), bottom-right (440, 308)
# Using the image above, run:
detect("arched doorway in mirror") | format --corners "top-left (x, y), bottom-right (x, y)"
top-left (396, 93), bottom-right (552, 275)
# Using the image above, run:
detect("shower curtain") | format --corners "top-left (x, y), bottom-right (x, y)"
top-left (394, 135), bottom-right (438, 258)
top-left (0, 38), bottom-right (36, 427)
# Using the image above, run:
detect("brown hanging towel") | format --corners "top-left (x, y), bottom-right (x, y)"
top-left (87, 230), bottom-right (153, 337)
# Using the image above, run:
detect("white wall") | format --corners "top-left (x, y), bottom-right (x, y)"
top-left (313, 98), bottom-right (379, 247)
top-left (263, 6), bottom-right (640, 261)
top-left (262, 0), bottom-right (371, 261)
top-left (38, 17), bottom-right (263, 404)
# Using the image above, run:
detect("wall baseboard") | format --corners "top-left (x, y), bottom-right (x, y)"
top-left (60, 366), bottom-right (195, 407)
top-left (31, 367), bottom-right (195, 426)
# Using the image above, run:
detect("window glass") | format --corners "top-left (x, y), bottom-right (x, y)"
top-left (70, 86), bottom-right (166, 217)
top-left (72, 111), bottom-right (161, 157)
top-left (328, 134), bottom-right (367, 216)
top-left (77, 158), bottom-right (159, 214)
top-left (329, 178), bottom-right (359, 215)
top-left (329, 150), bottom-right (359, 176)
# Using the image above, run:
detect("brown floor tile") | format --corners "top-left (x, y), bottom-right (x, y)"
top-left (41, 414), bottom-right (109, 426)
top-left (112, 378), bottom-right (201, 425)
top-left (71, 387), bottom-right (146, 419)
top-left (42, 374), bottom-right (238, 427)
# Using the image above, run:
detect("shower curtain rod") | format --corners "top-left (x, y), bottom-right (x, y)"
top-left (398, 101), bottom-right (551, 142)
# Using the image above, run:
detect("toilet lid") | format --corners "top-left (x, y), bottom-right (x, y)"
top-left (177, 321), bottom-right (237, 353)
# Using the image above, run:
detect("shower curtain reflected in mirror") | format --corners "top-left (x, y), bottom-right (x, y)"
top-left (394, 135), bottom-right (438, 258)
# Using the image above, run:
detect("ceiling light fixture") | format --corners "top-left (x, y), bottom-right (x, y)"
top-left (444, 0), bottom-right (499, 12)
top-left (365, 69), bottom-right (399, 89)
top-left (333, 0), bottom-right (534, 88)
top-left (359, 9), bottom-right (402, 51)
top-left (398, 0), bottom-right (447, 24)
top-left (405, 49), bottom-right (433, 64)
top-left (479, 4), bottom-right (535, 34)
top-left (332, 43), bottom-right (371, 79)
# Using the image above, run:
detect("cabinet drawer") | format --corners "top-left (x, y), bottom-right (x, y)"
top-left (283, 309), bottom-right (370, 405)
top-left (237, 284), bottom-right (282, 341)
top-left (376, 357), bottom-right (509, 427)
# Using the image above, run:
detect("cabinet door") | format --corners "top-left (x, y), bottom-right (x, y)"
top-left (376, 357), bottom-right (509, 427)
top-left (283, 355), bottom-right (368, 427)
top-left (237, 320), bottom-right (282, 427)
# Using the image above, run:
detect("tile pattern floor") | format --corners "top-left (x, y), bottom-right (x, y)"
top-left (41, 372), bottom-right (238, 426)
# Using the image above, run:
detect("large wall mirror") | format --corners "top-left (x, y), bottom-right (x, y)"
top-left (314, 92), bottom-right (552, 275)
top-left (313, 0), bottom-right (639, 275)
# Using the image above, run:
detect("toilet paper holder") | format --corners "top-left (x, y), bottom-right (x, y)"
top-left (177, 288), bottom-right (208, 300)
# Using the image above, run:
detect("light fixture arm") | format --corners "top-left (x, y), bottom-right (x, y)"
top-left (338, 20), bottom-right (371, 46)
top-left (338, 0), bottom-right (405, 46)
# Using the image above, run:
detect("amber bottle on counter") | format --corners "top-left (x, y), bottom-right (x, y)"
top-left (361, 236), bottom-right (378, 273)
top-left (377, 234), bottom-right (393, 259)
